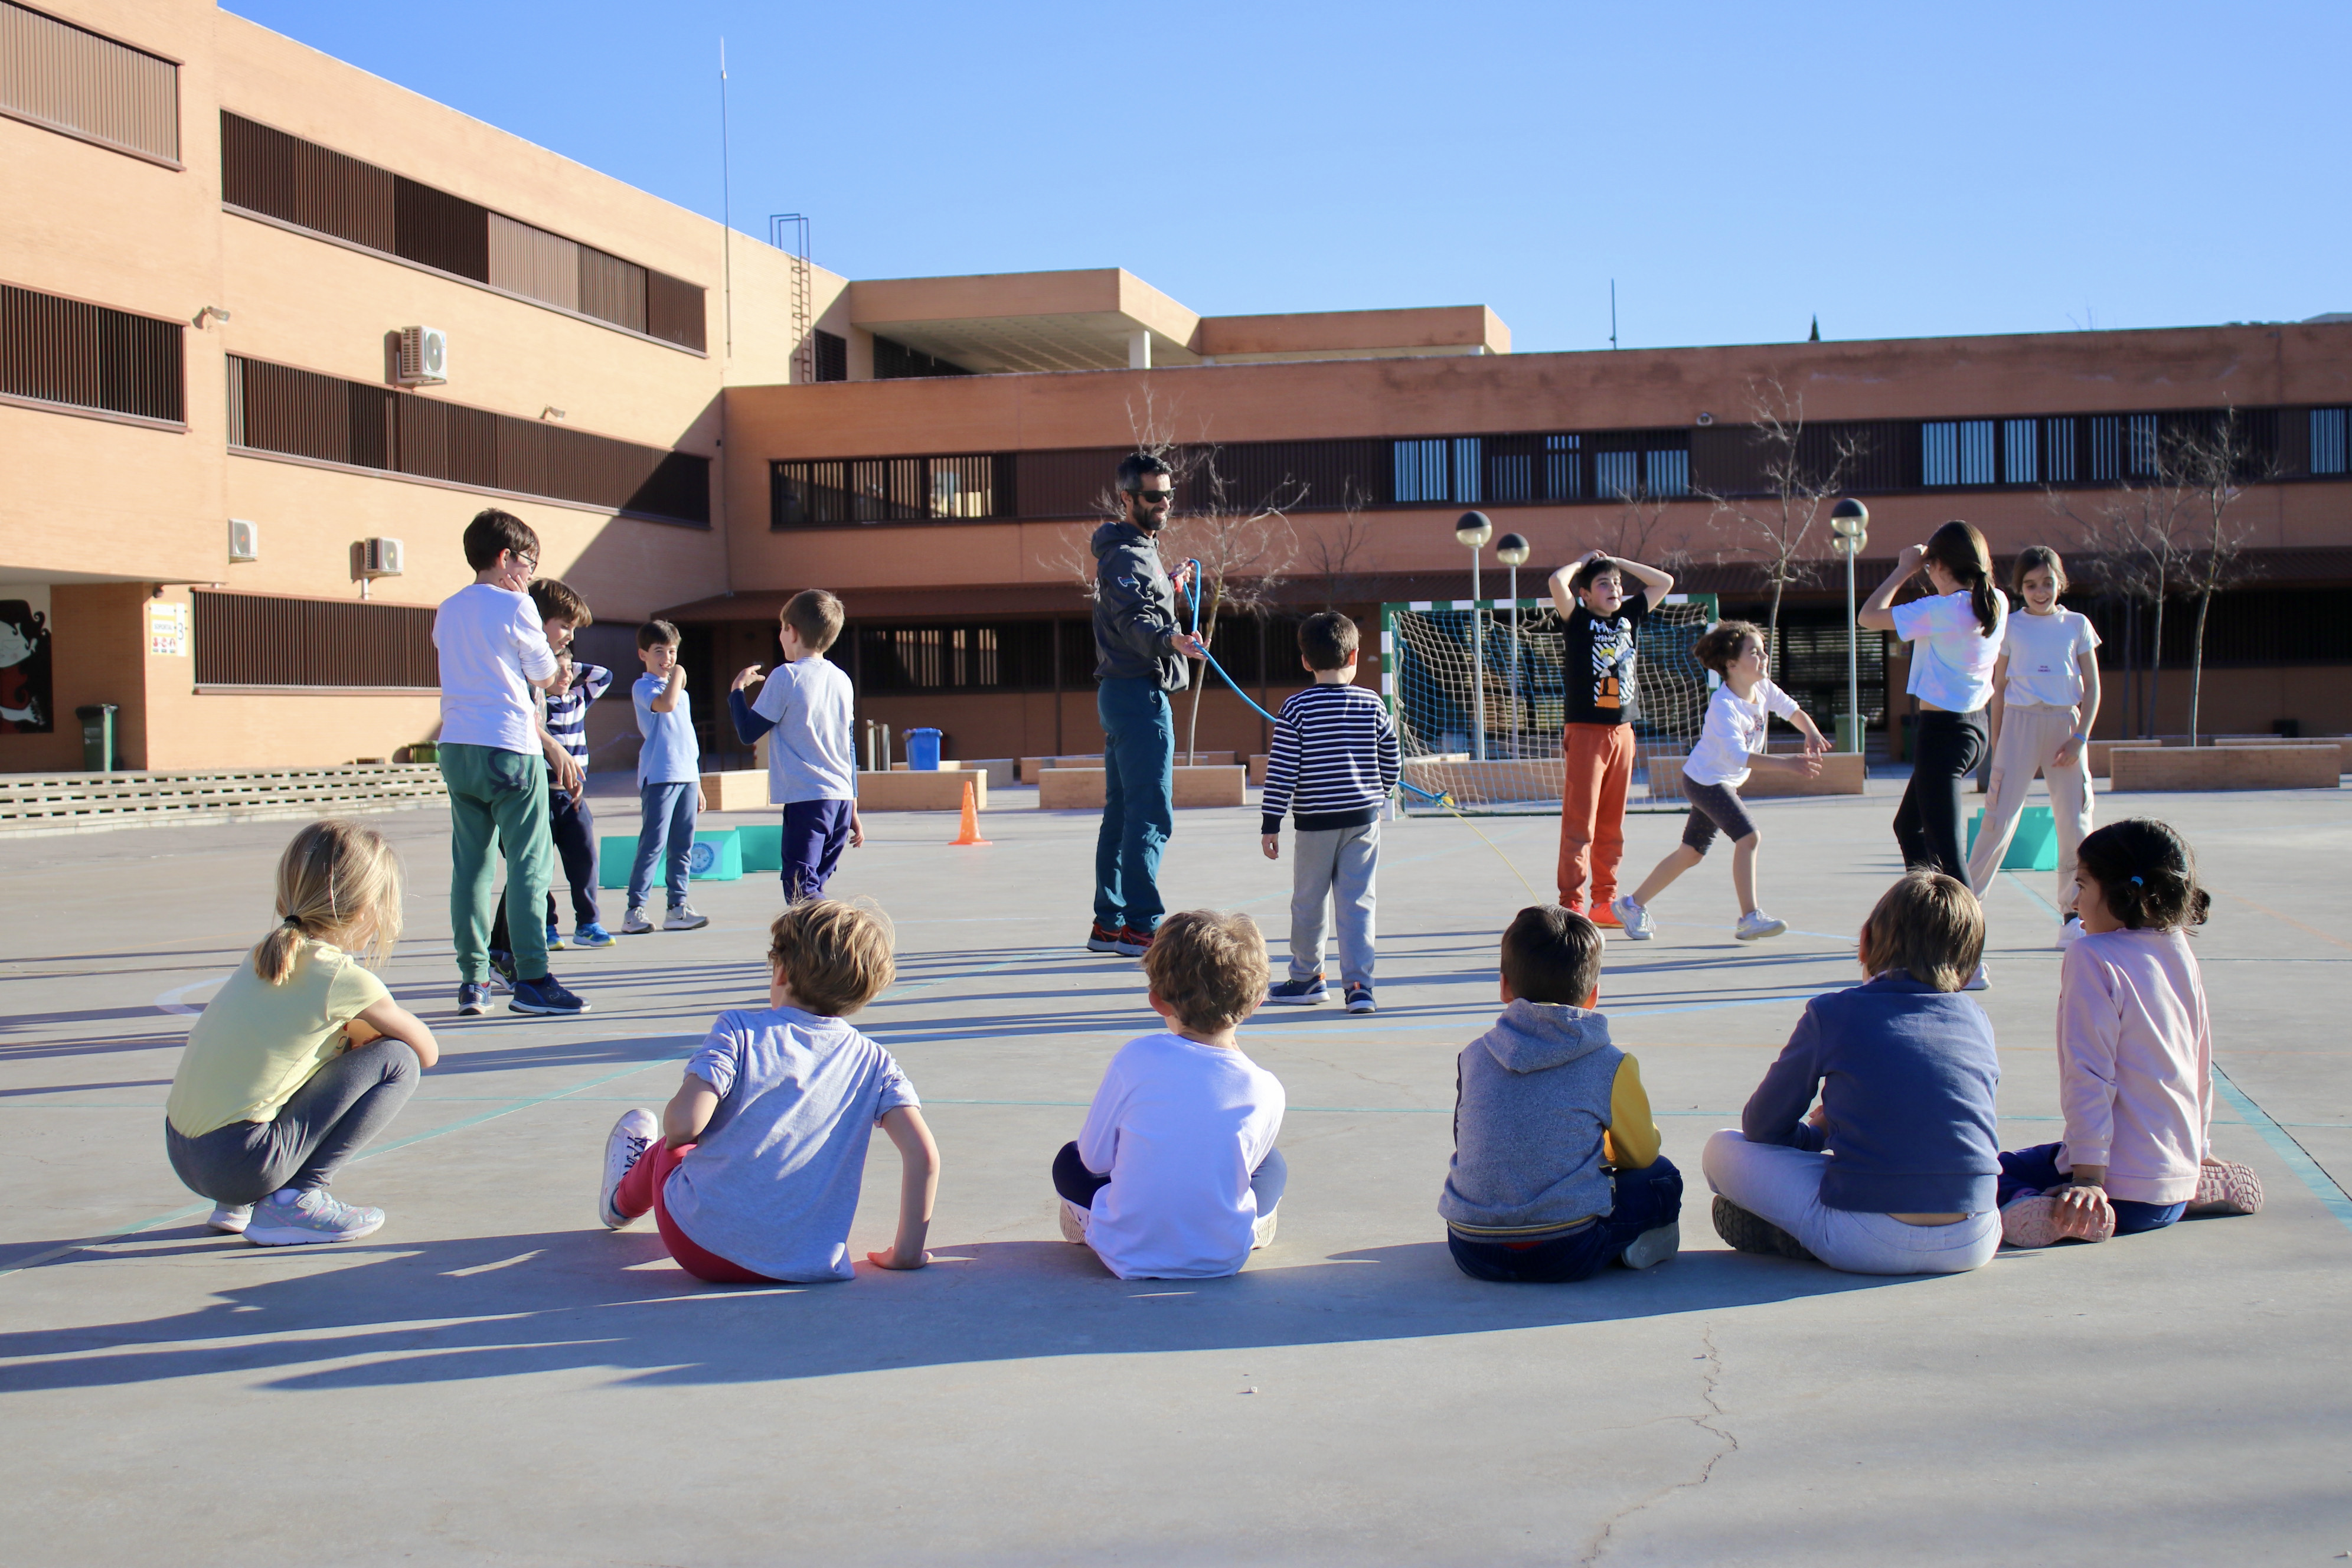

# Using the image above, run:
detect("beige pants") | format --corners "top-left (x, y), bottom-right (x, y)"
top-left (1966, 701), bottom-right (2093, 906)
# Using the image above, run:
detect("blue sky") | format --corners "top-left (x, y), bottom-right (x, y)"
top-left (220, 1), bottom-right (2350, 354)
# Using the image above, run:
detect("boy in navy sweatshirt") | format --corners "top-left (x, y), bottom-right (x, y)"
top-left (1259, 613), bottom-right (1400, 1015)
top-left (1439, 904), bottom-right (1681, 1282)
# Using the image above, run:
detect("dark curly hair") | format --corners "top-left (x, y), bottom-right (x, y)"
top-left (2075, 818), bottom-right (2209, 932)
top-left (1693, 619), bottom-right (1764, 676)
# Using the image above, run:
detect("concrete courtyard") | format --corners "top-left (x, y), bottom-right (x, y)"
top-left (2, 779), bottom-right (2347, 1565)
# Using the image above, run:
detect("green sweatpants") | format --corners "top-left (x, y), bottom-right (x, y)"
top-left (439, 742), bottom-right (553, 984)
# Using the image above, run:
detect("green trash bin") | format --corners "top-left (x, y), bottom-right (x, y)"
top-left (74, 704), bottom-right (117, 772)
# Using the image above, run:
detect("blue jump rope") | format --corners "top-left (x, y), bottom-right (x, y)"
top-left (1177, 560), bottom-right (1541, 900)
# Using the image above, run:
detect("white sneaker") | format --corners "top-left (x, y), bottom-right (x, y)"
top-left (1963, 962), bottom-right (1991, 991)
top-left (1057, 1198), bottom-right (1090, 1244)
top-left (242, 1187), bottom-right (386, 1246)
top-left (599, 1108), bottom-right (659, 1229)
top-left (1619, 1219), bottom-right (1680, 1271)
top-left (207, 1203), bottom-right (252, 1234)
top-left (663, 905), bottom-right (709, 932)
top-left (1251, 1203), bottom-right (1280, 1251)
top-left (1734, 910), bottom-right (1788, 942)
top-left (1612, 895), bottom-right (1655, 941)
top-left (2057, 916), bottom-right (2085, 949)
top-left (620, 906), bottom-right (655, 935)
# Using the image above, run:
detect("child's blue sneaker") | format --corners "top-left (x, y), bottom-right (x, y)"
top-left (545, 923), bottom-right (566, 951)
top-left (511, 974), bottom-right (590, 1015)
top-left (572, 922), bottom-right (615, 949)
top-left (1266, 975), bottom-right (1328, 1006)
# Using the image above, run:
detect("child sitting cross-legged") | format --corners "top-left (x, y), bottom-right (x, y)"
top-left (1997, 818), bottom-right (2262, 1247)
top-left (1440, 904), bottom-right (1682, 1282)
top-left (1053, 909), bottom-right (1288, 1279)
top-left (597, 899), bottom-right (939, 1283)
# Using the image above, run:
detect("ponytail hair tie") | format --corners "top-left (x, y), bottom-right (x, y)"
top-left (2128, 875), bottom-right (2144, 886)
top-left (282, 915), bottom-right (302, 927)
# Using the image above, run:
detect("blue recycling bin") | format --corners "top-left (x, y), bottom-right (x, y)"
top-left (905, 727), bottom-right (943, 770)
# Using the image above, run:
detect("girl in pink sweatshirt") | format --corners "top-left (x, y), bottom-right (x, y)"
top-left (1998, 818), bottom-right (2263, 1247)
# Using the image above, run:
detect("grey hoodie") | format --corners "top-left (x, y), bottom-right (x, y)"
top-left (1439, 998), bottom-right (1629, 1234)
top-left (1091, 520), bottom-right (1189, 691)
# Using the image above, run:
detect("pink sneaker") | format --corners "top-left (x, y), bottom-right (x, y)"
top-left (2192, 1160), bottom-right (2263, 1215)
top-left (2001, 1191), bottom-right (2115, 1249)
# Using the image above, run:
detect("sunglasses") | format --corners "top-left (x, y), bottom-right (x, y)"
top-left (1126, 489), bottom-right (1173, 505)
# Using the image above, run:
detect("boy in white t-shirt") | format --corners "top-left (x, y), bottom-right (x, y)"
top-left (1613, 621), bottom-right (1827, 943)
top-left (1053, 909), bottom-right (1288, 1279)
top-left (431, 508), bottom-right (587, 1018)
top-left (729, 588), bottom-right (863, 903)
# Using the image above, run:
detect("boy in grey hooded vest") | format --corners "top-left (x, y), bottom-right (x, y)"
top-left (1440, 904), bottom-right (1682, 1282)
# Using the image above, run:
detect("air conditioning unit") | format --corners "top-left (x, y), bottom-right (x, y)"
top-left (396, 326), bottom-right (448, 386)
top-left (227, 518), bottom-right (259, 563)
top-left (359, 537), bottom-right (404, 578)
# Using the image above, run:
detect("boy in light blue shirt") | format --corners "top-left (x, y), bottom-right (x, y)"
top-left (626, 619), bottom-right (708, 933)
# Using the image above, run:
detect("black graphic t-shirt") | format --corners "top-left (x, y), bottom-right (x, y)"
top-left (1562, 591), bottom-right (1651, 726)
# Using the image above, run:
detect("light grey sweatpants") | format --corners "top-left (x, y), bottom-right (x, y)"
top-left (1289, 820), bottom-right (1378, 986)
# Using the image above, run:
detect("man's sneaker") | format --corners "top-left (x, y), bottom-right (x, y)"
top-left (486, 948), bottom-right (517, 991)
top-left (663, 905), bottom-right (710, 932)
top-left (2000, 1191), bottom-right (2113, 1249)
top-left (2057, 916), bottom-right (2085, 949)
top-left (1251, 1203), bottom-right (1279, 1251)
top-left (1711, 1195), bottom-right (1817, 1261)
top-left (599, 1108), bottom-right (659, 1229)
top-left (546, 923), bottom-right (566, 951)
top-left (2192, 1159), bottom-right (2263, 1215)
top-left (511, 974), bottom-right (590, 1015)
top-left (572, 922), bottom-right (615, 949)
top-left (1057, 1198), bottom-right (1090, 1244)
top-left (1344, 985), bottom-right (1376, 1015)
top-left (458, 981), bottom-right (493, 1017)
top-left (1086, 923), bottom-right (1125, 955)
top-left (620, 907), bottom-right (655, 935)
top-left (207, 1203), bottom-right (252, 1235)
top-left (1266, 975), bottom-right (1328, 1006)
top-left (243, 1187), bottom-right (386, 1247)
top-left (1112, 926), bottom-right (1153, 958)
top-left (1612, 895), bottom-right (1656, 941)
top-left (1962, 962), bottom-right (1991, 992)
top-left (1590, 903), bottom-right (1623, 929)
top-left (1734, 910), bottom-right (1788, 942)
top-left (1618, 1219), bottom-right (1680, 1271)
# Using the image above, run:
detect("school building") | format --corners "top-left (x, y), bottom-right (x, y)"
top-left (5, 0), bottom-right (2350, 777)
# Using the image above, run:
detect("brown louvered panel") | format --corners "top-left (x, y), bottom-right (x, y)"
top-left (234, 356), bottom-right (350, 462)
top-left (1, 282), bottom-right (182, 422)
top-left (192, 592), bottom-right (438, 690)
top-left (626, 452), bottom-right (710, 525)
top-left (644, 269), bottom-right (705, 351)
top-left (219, 112), bottom-right (393, 250)
top-left (393, 175), bottom-right (488, 282)
top-left (486, 212), bottom-right (579, 310)
top-left (494, 414), bottom-right (551, 498)
top-left (1, 1), bottom-right (178, 163)
top-left (396, 394), bottom-right (496, 486)
top-left (578, 246), bottom-right (646, 333)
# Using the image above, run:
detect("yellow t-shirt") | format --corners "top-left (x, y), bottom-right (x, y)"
top-left (164, 938), bottom-right (393, 1137)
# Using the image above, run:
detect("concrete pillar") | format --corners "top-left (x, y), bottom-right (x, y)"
top-left (1128, 329), bottom-right (1152, 370)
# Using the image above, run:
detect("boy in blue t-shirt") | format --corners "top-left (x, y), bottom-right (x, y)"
top-left (729, 588), bottom-right (862, 903)
top-left (625, 619), bottom-right (707, 933)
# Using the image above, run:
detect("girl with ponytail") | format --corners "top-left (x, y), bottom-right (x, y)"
top-left (1859, 520), bottom-right (2005, 988)
top-left (164, 820), bottom-right (439, 1246)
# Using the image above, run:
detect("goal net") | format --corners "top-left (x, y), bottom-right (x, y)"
top-left (1381, 594), bottom-right (1720, 814)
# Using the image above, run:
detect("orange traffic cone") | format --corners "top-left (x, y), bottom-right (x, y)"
top-left (949, 778), bottom-right (990, 846)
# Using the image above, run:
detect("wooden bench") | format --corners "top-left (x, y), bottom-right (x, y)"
top-left (2109, 744), bottom-right (2341, 792)
top-left (1037, 766), bottom-right (1246, 810)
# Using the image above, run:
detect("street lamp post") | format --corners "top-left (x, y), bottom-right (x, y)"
top-left (1456, 511), bottom-right (1492, 760)
top-left (1830, 498), bottom-right (1870, 754)
top-left (1496, 532), bottom-right (1530, 759)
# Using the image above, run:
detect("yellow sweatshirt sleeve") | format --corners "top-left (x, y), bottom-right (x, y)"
top-left (1602, 1054), bottom-right (1662, 1170)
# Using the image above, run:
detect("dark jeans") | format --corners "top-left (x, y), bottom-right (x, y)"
top-left (492, 789), bottom-right (600, 951)
top-left (781, 798), bottom-right (855, 903)
top-left (1997, 1143), bottom-right (2186, 1235)
top-left (629, 781), bottom-right (698, 910)
top-left (1894, 710), bottom-right (1988, 881)
top-left (1052, 1139), bottom-right (1288, 1212)
top-left (164, 1039), bottom-right (420, 1203)
top-left (1093, 677), bottom-right (1175, 933)
top-left (1448, 1156), bottom-right (1684, 1283)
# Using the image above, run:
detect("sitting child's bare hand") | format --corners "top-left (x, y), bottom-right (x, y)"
top-left (342, 1018), bottom-right (383, 1050)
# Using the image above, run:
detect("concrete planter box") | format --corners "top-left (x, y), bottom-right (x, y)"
top-left (885, 759), bottom-right (1013, 789)
top-left (2109, 744), bottom-right (2341, 792)
top-left (1037, 766), bottom-right (1246, 810)
top-left (1400, 757), bottom-right (1562, 805)
top-left (1248, 754), bottom-right (1269, 785)
top-left (699, 769), bottom-right (770, 812)
top-left (2088, 736), bottom-right (2350, 778)
top-left (859, 770), bottom-right (988, 811)
top-left (1649, 752), bottom-right (1868, 799)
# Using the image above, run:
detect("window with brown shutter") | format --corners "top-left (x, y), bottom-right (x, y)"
top-left (192, 592), bottom-right (439, 691)
top-left (0, 280), bottom-right (183, 424)
top-left (0, 1), bottom-right (179, 166)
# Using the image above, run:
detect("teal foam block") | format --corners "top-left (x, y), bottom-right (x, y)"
top-left (736, 823), bottom-right (783, 872)
top-left (1965, 805), bottom-right (2059, 871)
top-left (599, 829), bottom-right (744, 885)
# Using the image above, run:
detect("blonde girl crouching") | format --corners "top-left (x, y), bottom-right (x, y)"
top-left (164, 819), bottom-right (440, 1246)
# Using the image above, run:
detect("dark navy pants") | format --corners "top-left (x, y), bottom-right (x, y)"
top-left (1448, 1156), bottom-right (1684, 1283)
top-left (1997, 1142), bottom-right (2186, 1235)
top-left (1093, 677), bottom-right (1175, 933)
top-left (780, 798), bottom-right (854, 903)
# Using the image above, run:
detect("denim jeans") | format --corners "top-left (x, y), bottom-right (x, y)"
top-left (1996, 1142), bottom-right (2187, 1235)
top-left (1447, 1156), bottom-right (1684, 1283)
top-left (164, 1039), bottom-right (419, 1203)
top-left (1093, 677), bottom-right (1175, 933)
top-left (629, 782), bottom-right (698, 910)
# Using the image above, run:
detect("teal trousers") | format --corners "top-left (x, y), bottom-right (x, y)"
top-left (439, 742), bottom-right (553, 983)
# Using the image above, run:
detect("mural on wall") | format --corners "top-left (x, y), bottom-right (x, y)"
top-left (0, 586), bottom-right (55, 733)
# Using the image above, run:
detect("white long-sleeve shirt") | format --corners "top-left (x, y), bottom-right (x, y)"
top-left (2055, 926), bottom-right (2213, 1206)
top-left (1681, 677), bottom-right (1802, 789)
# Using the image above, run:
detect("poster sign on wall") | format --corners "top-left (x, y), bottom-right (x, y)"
top-left (148, 600), bottom-right (189, 658)
top-left (0, 584), bottom-right (54, 733)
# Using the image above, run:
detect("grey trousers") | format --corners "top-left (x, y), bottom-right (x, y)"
top-left (1289, 820), bottom-right (1379, 986)
top-left (164, 1038), bottom-right (420, 1203)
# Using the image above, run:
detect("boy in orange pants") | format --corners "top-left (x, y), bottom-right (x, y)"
top-left (1549, 549), bottom-right (1677, 919)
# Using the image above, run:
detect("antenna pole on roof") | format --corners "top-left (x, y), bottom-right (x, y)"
top-left (719, 37), bottom-right (733, 358)
top-left (1610, 279), bottom-right (1618, 350)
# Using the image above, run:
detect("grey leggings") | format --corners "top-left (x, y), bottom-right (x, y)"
top-left (165, 1038), bottom-right (420, 1204)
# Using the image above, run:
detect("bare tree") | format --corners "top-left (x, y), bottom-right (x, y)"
top-left (2049, 436), bottom-right (2198, 738)
top-left (1161, 450), bottom-right (1304, 762)
top-left (1603, 487), bottom-right (1696, 578)
top-left (1302, 479), bottom-right (1374, 610)
top-left (2173, 411), bottom-right (2269, 743)
top-left (1693, 374), bottom-right (1866, 660)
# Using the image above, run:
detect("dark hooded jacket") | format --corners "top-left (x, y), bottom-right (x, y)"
top-left (1091, 520), bottom-right (1189, 691)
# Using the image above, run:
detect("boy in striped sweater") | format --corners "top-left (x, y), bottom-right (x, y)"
top-left (1260, 613), bottom-right (1400, 1014)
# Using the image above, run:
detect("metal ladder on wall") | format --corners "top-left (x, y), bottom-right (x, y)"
top-left (770, 213), bottom-right (812, 384)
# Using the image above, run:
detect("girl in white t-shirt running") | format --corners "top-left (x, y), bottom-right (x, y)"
top-left (1614, 620), bottom-right (1828, 943)
top-left (1965, 546), bottom-right (2101, 937)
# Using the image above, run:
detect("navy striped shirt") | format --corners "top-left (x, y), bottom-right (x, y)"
top-left (1261, 682), bottom-right (1400, 832)
top-left (545, 661), bottom-right (612, 769)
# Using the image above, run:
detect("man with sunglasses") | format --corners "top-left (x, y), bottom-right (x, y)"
top-left (1087, 453), bottom-right (1210, 956)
